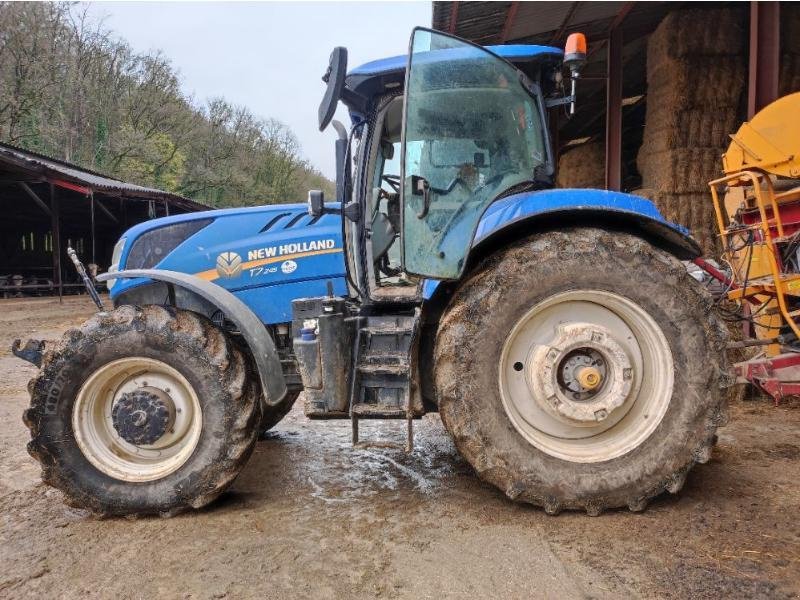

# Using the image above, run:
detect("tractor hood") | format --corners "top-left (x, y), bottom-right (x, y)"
top-left (110, 203), bottom-right (347, 323)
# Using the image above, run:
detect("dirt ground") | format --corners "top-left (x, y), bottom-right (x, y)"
top-left (1, 297), bottom-right (799, 599)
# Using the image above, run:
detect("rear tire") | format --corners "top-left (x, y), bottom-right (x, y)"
top-left (24, 305), bottom-right (261, 517)
top-left (434, 228), bottom-right (728, 514)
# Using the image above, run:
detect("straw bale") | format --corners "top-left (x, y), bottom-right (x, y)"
top-left (640, 107), bottom-right (738, 153)
top-left (656, 192), bottom-right (720, 256)
top-left (646, 56), bottom-right (745, 109)
top-left (647, 7), bottom-right (746, 61)
top-left (783, 3), bottom-right (800, 55)
top-left (556, 142), bottom-right (605, 189)
top-left (631, 189), bottom-right (720, 257)
top-left (779, 53), bottom-right (800, 96)
top-left (637, 148), bottom-right (722, 194)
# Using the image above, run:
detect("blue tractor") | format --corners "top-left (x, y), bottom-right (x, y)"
top-left (23, 29), bottom-right (726, 517)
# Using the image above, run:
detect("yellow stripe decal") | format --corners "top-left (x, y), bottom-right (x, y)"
top-left (195, 247), bottom-right (343, 281)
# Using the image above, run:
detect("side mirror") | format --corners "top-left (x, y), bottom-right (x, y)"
top-left (308, 190), bottom-right (325, 217)
top-left (318, 47), bottom-right (347, 132)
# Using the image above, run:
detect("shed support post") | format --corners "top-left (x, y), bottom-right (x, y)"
top-left (50, 184), bottom-right (62, 302)
top-left (90, 193), bottom-right (96, 264)
top-left (748, 1), bottom-right (781, 118)
top-left (605, 26), bottom-right (623, 191)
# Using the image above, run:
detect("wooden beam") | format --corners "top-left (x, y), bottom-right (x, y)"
top-left (94, 196), bottom-right (119, 224)
top-left (448, 2), bottom-right (459, 34)
top-left (605, 27), bottom-right (623, 191)
top-left (90, 193), bottom-right (96, 264)
top-left (51, 178), bottom-right (91, 195)
top-left (551, 2), bottom-right (581, 44)
top-left (609, 1), bottom-right (636, 31)
top-left (50, 183), bottom-right (63, 302)
top-left (500, 2), bottom-right (520, 43)
top-left (19, 183), bottom-right (52, 217)
top-left (748, 1), bottom-right (780, 118)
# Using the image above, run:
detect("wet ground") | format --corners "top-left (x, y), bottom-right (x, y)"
top-left (1, 297), bottom-right (799, 599)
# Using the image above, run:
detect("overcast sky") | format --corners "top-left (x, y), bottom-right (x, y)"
top-left (85, 1), bottom-right (431, 180)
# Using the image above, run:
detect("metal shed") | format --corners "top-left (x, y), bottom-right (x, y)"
top-left (432, 1), bottom-right (787, 191)
top-left (0, 142), bottom-right (207, 298)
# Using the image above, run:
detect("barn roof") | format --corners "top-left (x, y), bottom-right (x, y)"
top-left (0, 141), bottom-right (207, 212)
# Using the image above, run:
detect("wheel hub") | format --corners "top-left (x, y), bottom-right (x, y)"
top-left (111, 388), bottom-right (175, 446)
top-left (526, 323), bottom-right (634, 424)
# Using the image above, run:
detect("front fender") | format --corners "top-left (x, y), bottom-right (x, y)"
top-left (97, 269), bottom-right (287, 408)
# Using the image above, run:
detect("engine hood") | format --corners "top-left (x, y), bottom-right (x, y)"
top-left (111, 203), bottom-right (348, 323)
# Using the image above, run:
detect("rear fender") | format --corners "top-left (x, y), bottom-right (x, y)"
top-left (472, 188), bottom-right (700, 260)
top-left (422, 194), bottom-right (701, 307)
top-left (96, 269), bottom-right (287, 408)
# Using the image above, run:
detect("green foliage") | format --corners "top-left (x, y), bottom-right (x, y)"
top-left (0, 2), bottom-right (334, 206)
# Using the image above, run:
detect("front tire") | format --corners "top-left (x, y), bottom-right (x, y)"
top-left (24, 305), bottom-right (261, 517)
top-left (259, 390), bottom-right (300, 435)
top-left (434, 228), bottom-right (728, 515)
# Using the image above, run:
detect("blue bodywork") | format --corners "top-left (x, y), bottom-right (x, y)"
top-left (348, 44), bottom-right (562, 77)
top-left (111, 189), bottom-right (693, 322)
top-left (111, 204), bottom-right (349, 323)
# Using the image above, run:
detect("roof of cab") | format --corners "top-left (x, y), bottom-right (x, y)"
top-left (349, 44), bottom-right (563, 78)
top-left (344, 44), bottom-right (563, 113)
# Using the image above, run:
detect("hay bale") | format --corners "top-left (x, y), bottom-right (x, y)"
top-left (647, 7), bottom-right (747, 60)
top-left (779, 53), bottom-right (800, 96)
top-left (646, 56), bottom-right (745, 109)
top-left (630, 188), bottom-right (720, 256)
top-left (649, 191), bottom-right (720, 256)
top-left (637, 148), bottom-right (722, 194)
top-left (556, 142), bottom-right (605, 188)
top-left (782, 3), bottom-right (800, 55)
top-left (640, 107), bottom-right (738, 152)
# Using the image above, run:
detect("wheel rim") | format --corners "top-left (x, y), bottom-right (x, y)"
top-left (73, 357), bottom-right (202, 482)
top-left (499, 290), bottom-right (674, 463)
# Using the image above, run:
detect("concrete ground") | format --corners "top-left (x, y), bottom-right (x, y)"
top-left (1, 297), bottom-right (799, 599)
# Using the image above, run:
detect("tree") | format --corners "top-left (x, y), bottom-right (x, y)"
top-left (0, 1), bottom-right (334, 206)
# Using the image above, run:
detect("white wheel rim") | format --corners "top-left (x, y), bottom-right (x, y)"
top-left (499, 290), bottom-right (674, 463)
top-left (73, 357), bottom-right (202, 482)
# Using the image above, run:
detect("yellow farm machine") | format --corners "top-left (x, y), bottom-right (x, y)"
top-left (703, 92), bottom-right (800, 402)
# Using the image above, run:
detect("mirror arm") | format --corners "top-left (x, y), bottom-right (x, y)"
top-left (545, 95), bottom-right (576, 109)
top-left (340, 88), bottom-right (368, 113)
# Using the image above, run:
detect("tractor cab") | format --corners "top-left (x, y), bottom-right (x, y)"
top-left (314, 28), bottom-right (579, 301)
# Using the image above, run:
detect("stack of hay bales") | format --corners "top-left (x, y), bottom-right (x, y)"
top-left (556, 141), bottom-right (605, 188)
top-left (780, 4), bottom-right (800, 95)
top-left (637, 7), bottom-right (747, 257)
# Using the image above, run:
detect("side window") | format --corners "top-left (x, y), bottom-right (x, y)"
top-left (401, 29), bottom-right (546, 280)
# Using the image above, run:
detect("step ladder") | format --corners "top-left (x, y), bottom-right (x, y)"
top-left (350, 311), bottom-right (421, 451)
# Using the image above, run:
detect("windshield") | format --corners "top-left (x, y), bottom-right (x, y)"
top-left (402, 29), bottom-right (547, 279)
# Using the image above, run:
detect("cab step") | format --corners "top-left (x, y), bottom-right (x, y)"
top-left (350, 311), bottom-right (421, 451)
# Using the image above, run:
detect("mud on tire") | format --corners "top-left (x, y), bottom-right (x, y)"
top-left (259, 390), bottom-right (300, 435)
top-left (24, 305), bottom-right (261, 517)
top-left (434, 227), bottom-right (729, 515)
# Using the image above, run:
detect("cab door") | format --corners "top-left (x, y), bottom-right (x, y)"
top-left (400, 28), bottom-right (549, 280)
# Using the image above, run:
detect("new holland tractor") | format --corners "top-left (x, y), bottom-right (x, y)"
top-left (19, 29), bottom-right (727, 517)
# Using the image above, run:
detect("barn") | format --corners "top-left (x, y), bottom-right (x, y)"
top-left (0, 142), bottom-right (207, 298)
top-left (432, 1), bottom-right (799, 255)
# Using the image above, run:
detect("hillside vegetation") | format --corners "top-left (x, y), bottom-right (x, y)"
top-left (0, 2), bottom-right (334, 206)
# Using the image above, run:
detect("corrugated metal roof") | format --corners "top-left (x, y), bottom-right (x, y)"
top-left (433, 2), bottom-right (675, 46)
top-left (0, 141), bottom-right (207, 211)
